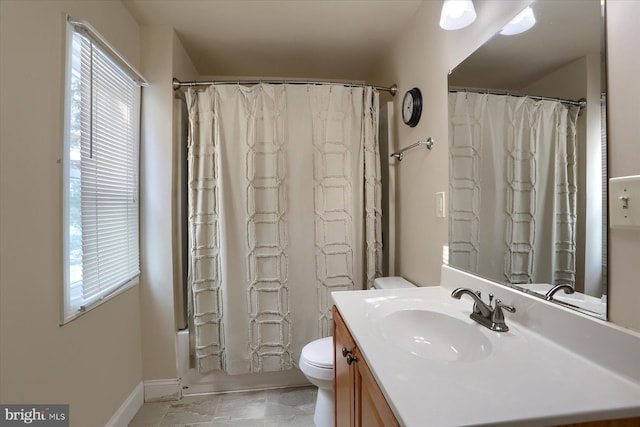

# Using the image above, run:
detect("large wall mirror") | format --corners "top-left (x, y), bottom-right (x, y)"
top-left (447, 0), bottom-right (607, 318)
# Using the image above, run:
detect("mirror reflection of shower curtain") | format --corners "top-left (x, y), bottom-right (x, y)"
top-left (449, 92), bottom-right (580, 286)
top-left (186, 84), bottom-right (381, 374)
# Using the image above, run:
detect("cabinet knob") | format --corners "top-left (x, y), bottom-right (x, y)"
top-left (342, 347), bottom-right (357, 364)
top-left (346, 353), bottom-right (357, 365)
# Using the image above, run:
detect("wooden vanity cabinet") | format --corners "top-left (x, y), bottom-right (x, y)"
top-left (333, 306), bottom-right (400, 427)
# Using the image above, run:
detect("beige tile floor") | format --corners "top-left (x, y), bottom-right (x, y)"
top-left (128, 386), bottom-right (317, 427)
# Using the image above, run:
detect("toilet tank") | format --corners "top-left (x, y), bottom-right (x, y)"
top-left (372, 276), bottom-right (416, 290)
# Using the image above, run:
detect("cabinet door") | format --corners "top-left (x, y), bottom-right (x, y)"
top-left (355, 347), bottom-right (400, 427)
top-left (334, 306), bottom-right (400, 427)
top-left (334, 307), bottom-right (356, 427)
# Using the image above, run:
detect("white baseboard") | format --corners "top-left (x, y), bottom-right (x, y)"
top-left (105, 381), bottom-right (144, 427)
top-left (143, 378), bottom-right (182, 402)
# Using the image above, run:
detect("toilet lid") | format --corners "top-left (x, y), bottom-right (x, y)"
top-left (301, 337), bottom-right (333, 368)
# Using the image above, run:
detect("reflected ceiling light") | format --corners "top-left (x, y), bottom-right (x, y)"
top-left (440, 0), bottom-right (477, 31)
top-left (500, 6), bottom-right (536, 35)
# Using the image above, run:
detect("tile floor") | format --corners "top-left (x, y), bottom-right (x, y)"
top-left (128, 386), bottom-right (317, 427)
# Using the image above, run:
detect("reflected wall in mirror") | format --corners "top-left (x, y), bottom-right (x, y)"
top-left (447, 0), bottom-right (607, 318)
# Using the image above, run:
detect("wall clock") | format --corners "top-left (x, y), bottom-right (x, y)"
top-left (402, 87), bottom-right (422, 127)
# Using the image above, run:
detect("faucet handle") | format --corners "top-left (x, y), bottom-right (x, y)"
top-left (472, 290), bottom-right (482, 314)
top-left (498, 300), bottom-right (516, 313)
top-left (491, 299), bottom-right (516, 331)
top-left (488, 293), bottom-right (494, 308)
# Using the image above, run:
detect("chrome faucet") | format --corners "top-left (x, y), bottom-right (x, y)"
top-left (451, 288), bottom-right (516, 332)
top-left (545, 284), bottom-right (575, 301)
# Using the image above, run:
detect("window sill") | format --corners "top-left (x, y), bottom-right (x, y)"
top-left (60, 276), bottom-right (139, 325)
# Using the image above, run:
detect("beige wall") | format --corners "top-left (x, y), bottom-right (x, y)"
top-left (607, 0), bottom-right (640, 332)
top-left (173, 32), bottom-right (200, 83)
top-left (0, 1), bottom-right (143, 426)
top-left (139, 25), bottom-right (178, 381)
top-left (138, 26), bottom-right (200, 381)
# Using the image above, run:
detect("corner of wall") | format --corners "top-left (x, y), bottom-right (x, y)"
top-left (105, 382), bottom-right (145, 427)
top-left (144, 379), bottom-right (183, 402)
top-left (139, 25), bottom-right (180, 380)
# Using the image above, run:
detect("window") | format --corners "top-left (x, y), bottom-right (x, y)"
top-left (62, 19), bottom-right (144, 323)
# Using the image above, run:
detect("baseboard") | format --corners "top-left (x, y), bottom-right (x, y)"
top-left (143, 378), bottom-right (182, 402)
top-left (105, 381), bottom-right (144, 427)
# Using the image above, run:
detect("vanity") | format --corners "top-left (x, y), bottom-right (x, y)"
top-left (332, 266), bottom-right (640, 427)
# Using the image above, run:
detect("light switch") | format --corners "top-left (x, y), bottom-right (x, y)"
top-left (436, 192), bottom-right (446, 218)
top-left (609, 175), bottom-right (640, 229)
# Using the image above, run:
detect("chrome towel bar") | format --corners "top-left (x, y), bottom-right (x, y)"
top-left (390, 137), bottom-right (435, 161)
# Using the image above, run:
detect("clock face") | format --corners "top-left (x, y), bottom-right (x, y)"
top-left (403, 93), bottom-right (414, 122)
top-left (402, 88), bottom-right (422, 127)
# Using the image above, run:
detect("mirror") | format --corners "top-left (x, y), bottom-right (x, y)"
top-left (447, 0), bottom-right (607, 318)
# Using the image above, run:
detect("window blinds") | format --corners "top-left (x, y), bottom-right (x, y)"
top-left (67, 28), bottom-right (141, 317)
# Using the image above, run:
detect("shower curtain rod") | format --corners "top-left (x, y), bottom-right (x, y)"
top-left (449, 87), bottom-right (586, 108)
top-left (172, 77), bottom-right (398, 96)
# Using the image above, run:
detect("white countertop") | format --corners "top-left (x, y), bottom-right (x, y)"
top-left (332, 268), bottom-right (640, 427)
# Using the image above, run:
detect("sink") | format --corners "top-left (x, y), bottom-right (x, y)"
top-left (379, 309), bottom-right (492, 362)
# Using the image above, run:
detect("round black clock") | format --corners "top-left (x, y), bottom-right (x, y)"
top-left (402, 87), bottom-right (422, 127)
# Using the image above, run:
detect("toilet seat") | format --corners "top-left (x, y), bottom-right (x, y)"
top-left (301, 336), bottom-right (333, 369)
top-left (299, 337), bottom-right (334, 383)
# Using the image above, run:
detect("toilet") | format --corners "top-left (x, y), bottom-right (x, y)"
top-left (299, 276), bottom-right (416, 427)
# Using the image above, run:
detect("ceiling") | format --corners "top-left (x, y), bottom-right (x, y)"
top-left (449, 0), bottom-right (603, 90)
top-left (122, 0), bottom-right (424, 81)
top-left (122, 0), bottom-right (603, 88)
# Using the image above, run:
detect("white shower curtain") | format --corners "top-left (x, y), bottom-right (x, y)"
top-left (186, 84), bottom-right (381, 374)
top-left (449, 92), bottom-right (580, 286)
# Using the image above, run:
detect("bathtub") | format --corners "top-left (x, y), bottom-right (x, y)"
top-left (176, 330), bottom-right (310, 395)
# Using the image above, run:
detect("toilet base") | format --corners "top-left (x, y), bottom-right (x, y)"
top-left (313, 386), bottom-right (334, 427)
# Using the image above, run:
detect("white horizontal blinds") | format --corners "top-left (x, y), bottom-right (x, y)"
top-left (75, 30), bottom-right (140, 310)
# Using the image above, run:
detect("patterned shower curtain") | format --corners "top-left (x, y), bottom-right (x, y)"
top-left (186, 84), bottom-right (381, 374)
top-left (448, 92), bottom-right (580, 286)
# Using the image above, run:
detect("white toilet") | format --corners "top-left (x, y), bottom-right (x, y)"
top-left (299, 276), bottom-right (416, 427)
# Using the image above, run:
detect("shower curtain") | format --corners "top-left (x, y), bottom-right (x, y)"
top-left (448, 92), bottom-right (580, 286)
top-left (186, 84), bottom-right (381, 374)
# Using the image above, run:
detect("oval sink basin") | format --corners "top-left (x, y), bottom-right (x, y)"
top-left (379, 309), bottom-right (492, 362)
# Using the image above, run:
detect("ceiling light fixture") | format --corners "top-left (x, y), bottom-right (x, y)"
top-left (499, 6), bottom-right (536, 36)
top-left (439, 0), bottom-right (477, 31)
